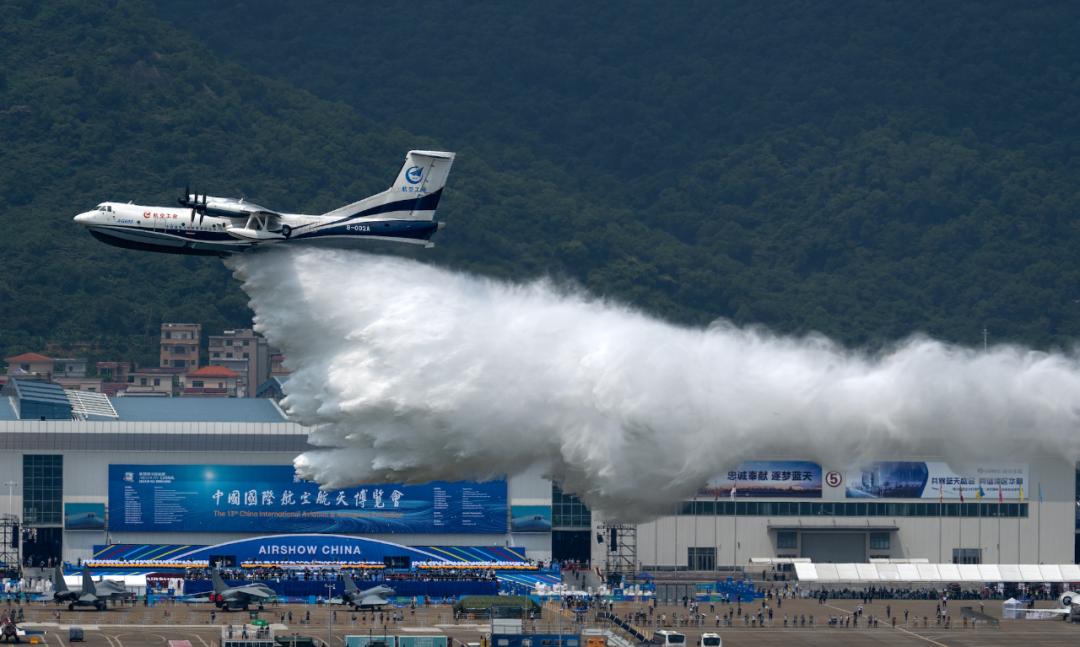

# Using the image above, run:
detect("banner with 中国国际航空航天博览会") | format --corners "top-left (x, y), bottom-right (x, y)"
top-left (107, 464), bottom-right (507, 533)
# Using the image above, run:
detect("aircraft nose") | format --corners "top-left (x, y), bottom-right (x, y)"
top-left (73, 212), bottom-right (94, 225)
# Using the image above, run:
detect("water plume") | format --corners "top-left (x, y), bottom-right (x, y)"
top-left (228, 248), bottom-right (1080, 519)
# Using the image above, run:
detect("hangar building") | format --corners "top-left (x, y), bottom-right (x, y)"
top-left (0, 380), bottom-right (565, 567)
top-left (593, 457), bottom-right (1080, 576)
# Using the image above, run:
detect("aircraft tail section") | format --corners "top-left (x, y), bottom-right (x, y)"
top-left (321, 150), bottom-right (455, 222)
top-left (212, 568), bottom-right (228, 594)
top-left (389, 150), bottom-right (455, 205)
top-left (53, 566), bottom-right (68, 593)
top-left (81, 570), bottom-right (97, 596)
top-left (342, 575), bottom-right (358, 593)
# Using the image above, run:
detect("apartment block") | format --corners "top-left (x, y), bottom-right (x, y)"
top-left (208, 328), bottom-right (269, 397)
top-left (160, 323), bottom-right (201, 370)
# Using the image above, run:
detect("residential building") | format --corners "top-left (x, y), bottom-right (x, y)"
top-left (51, 358), bottom-right (87, 378)
top-left (160, 323), bottom-right (201, 371)
top-left (269, 351), bottom-right (289, 377)
top-left (96, 361), bottom-right (132, 384)
top-left (4, 353), bottom-right (55, 380)
top-left (208, 329), bottom-right (269, 397)
top-left (96, 361), bottom-right (133, 396)
top-left (124, 367), bottom-right (181, 397)
top-left (182, 365), bottom-right (239, 397)
top-left (54, 376), bottom-right (102, 393)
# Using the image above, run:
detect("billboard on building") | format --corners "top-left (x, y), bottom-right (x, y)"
top-left (108, 465), bottom-right (507, 534)
top-left (843, 462), bottom-right (1028, 499)
top-left (64, 503), bottom-right (106, 531)
top-left (700, 461), bottom-right (822, 498)
top-left (510, 505), bottom-right (552, 532)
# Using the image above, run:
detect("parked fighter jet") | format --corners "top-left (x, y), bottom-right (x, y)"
top-left (73, 150), bottom-right (455, 256)
top-left (210, 568), bottom-right (275, 611)
top-left (340, 577), bottom-right (395, 610)
top-left (52, 567), bottom-right (131, 611)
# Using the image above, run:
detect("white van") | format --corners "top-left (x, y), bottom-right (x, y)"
top-left (699, 633), bottom-right (722, 647)
top-left (651, 631), bottom-right (686, 647)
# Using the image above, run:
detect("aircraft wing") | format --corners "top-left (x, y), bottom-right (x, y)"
top-left (358, 594), bottom-right (390, 607)
top-left (1016, 607), bottom-right (1071, 618)
top-left (231, 586), bottom-right (273, 599)
top-left (204, 200), bottom-right (281, 220)
top-left (96, 582), bottom-right (128, 594)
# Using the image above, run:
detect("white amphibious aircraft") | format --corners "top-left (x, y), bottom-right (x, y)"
top-left (73, 150), bottom-right (454, 256)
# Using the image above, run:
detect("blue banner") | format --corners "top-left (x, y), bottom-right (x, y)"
top-left (108, 465), bottom-right (507, 534)
top-left (175, 534), bottom-right (453, 562)
top-left (843, 461), bottom-right (1029, 499)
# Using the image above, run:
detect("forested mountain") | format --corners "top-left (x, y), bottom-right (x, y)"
top-left (2, 0), bottom-right (1079, 366)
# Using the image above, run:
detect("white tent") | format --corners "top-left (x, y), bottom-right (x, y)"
top-left (794, 562), bottom-right (1080, 584)
top-left (1001, 598), bottom-right (1023, 619)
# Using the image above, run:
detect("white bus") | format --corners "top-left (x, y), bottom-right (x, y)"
top-left (651, 631), bottom-right (686, 647)
top-left (699, 633), bottom-right (722, 647)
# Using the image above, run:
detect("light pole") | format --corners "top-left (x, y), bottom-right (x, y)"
top-left (3, 481), bottom-right (16, 517)
top-left (326, 582), bottom-right (335, 647)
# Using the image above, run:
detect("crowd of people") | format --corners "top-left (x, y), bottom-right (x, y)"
top-left (596, 588), bottom-right (1002, 632)
top-left (179, 565), bottom-right (501, 583)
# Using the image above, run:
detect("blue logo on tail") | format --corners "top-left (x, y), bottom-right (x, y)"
top-left (405, 166), bottom-right (423, 184)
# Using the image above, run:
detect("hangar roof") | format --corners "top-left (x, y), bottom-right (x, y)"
top-left (109, 397), bottom-right (288, 422)
top-left (0, 390), bottom-right (288, 422)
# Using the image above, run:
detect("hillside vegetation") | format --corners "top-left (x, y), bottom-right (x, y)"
top-left (2, 0), bottom-right (1079, 366)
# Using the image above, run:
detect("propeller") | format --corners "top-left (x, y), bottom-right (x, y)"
top-left (180, 185), bottom-right (197, 222)
top-left (179, 186), bottom-right (211, 224)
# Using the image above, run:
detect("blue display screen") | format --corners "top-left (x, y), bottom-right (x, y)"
top-left (108, 464), bottom-right (507, 534)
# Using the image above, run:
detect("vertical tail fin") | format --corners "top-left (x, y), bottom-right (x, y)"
top-left (81, 570), bottom-right (97, 595)
top-left (390, 150), bottom-right (455, 205)
top-left (53, 566), bottom-right (68, 593)
top-left (343, 575), bottom-right (358, 593)
top-left (212, 567), bottom-right (228, 594)
top-left (321, 150), bottom-right (456, 222)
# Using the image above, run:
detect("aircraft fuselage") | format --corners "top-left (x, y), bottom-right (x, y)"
top-left (74, 202), bottom-right (440, 257)
top-left (74, 150), bottom-right (454, 256)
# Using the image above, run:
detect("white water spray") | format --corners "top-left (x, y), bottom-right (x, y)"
top-left (229, 248), bottom-right (1080, 519)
